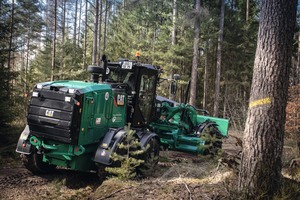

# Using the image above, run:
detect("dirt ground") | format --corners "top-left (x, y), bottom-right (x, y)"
top-left (0, 132), bottom-right (298, 200)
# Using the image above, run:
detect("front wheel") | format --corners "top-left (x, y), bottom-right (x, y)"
top-left (21, 149), bottom-right (56, 174)
top-left (200, 126), bottom-right (223, 156)
top-left (137, 137), bottom-right (160, 177)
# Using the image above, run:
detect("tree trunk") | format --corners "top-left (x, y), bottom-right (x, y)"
top-left (189, 0), bottom-right (200, 107)
top-left (73, 0), bottom-right (78, 45)
top-left (213, 0), bottom-right (225, 117)
top-left (223, 75), bottom-right (228, 118)
top-left (239, 0), bottom-right (297, 198)
top-left (102, 0), bottom-right (108, 55)
top-left (77, 0), bottom-right (82, 45)
top-left (7, 0), bottom-right (14, 99)
top-left (203, 37), bottom-right (209, 109)
top-left (97, 0), bottom-right (103, 66)
top-left (83, 1), bottom-right (88, 69)
top-left (25, 31), bottom-right (30, 95)
top-left (51, 0), bottom-right (57, 81)
top-left (92, 0), bottom-right (99, 65)
top-left (169, 0), bottom-right (177, 101)
top-left (59, 0), bottom-right (66, 79)
top-left (246, 0), bottom-right (249, 22)
top-left (296, 31), bottom-right (300, 85)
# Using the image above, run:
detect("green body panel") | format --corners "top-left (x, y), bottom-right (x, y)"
top-left (196, 115), bottom-right (229, 137)
top-left (27, 80), bottom-right (127, 171)
top-left (30, 136), bottom-right (97, 171)
top-left (79, 89), bottom-right (111, 145)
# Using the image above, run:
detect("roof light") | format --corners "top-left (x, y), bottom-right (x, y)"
top-left (68, 88), bottom-right (76, 93)
top-left (65, 97), bottom-right (71, 102)
top-left (32, 92), bottom-right (39, 97)
top-left (135, 51), bottom-right (141, 57)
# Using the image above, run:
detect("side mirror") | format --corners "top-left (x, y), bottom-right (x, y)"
top-left (173, 74), bottom-right (180, 80)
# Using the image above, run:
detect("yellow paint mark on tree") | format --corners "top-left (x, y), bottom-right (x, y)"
top-left (249, 97), bottom-right (271, 108)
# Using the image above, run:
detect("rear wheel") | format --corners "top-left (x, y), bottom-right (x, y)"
top-left (137, 137), bottom-right (160, 177)
top-left (21, 149), bottom-right (56, 174)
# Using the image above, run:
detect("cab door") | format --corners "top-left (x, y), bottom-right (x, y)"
top-left (132, 68), bottom-right (158, 127)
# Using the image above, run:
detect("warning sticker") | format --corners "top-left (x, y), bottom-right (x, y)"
top-left (96, 118), bottom-right (101, 125)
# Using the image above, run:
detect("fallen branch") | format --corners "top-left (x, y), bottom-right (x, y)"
top-left (230, 135), bottom-right (243, 148)
top-left (183, 182), bottom-right (192, 200)
top-left (97, 186), bottom-right (133, 200)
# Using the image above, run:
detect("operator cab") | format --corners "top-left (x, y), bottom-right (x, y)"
top-left (103, 60), bottom-right (159, 128)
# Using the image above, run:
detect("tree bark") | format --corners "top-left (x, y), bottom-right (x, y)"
top-left (213, 0), bottom-right (225, 117)
top-left (51, 0), bottom-right (57, 81)
top-left (189, 0), bottom-right (200, 107)
top-left (92, 0), bottom-right (99, 65)
top-left (239, 0), bottom-right (297, 198)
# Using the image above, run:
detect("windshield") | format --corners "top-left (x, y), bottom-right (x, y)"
top-left (107, 68), bottom-right (132, 83)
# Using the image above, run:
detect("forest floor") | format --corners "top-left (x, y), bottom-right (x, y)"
top-left (0, 129), bottom-right (299, 200)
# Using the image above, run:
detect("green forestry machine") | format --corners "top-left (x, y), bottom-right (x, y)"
top-left (16, 55), bottom-right (229, 177)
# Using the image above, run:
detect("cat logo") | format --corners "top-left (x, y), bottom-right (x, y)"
top-left (45, 109), bottom-right (54, 117)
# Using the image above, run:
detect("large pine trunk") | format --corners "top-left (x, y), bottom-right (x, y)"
top-left (239, 0), bottom-right (297, 198)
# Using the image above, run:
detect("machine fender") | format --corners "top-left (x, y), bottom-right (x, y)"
top-left (137, 131), bottom-right (159, 149)
top-left (196, 120), bottom-right (219, 135)
top-left (94, 128), bottom-right (127, 165)
top-left (16, 125), bottom-right (32, 155)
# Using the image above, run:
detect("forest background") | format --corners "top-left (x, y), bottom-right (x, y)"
top-left (0, 0), bottom-right (299, 145)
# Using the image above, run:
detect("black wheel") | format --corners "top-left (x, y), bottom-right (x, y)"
top-left (137, 137), bottom-right (160, 177)
top-left (200, 125), bottom-right (223, 156)
top-left (21, 149), bottom-right (56, 174)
